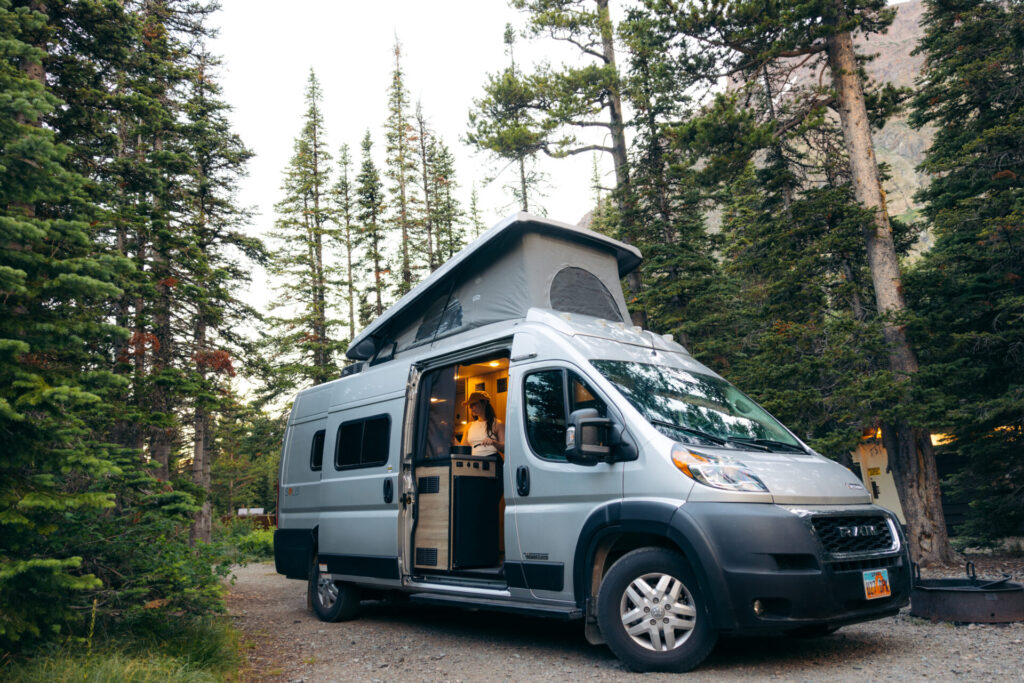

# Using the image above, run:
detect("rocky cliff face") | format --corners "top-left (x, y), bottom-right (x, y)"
top-left (858, 0), bottom-right (933, 245)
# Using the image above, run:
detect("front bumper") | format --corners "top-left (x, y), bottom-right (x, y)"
top-left (671, 502), bottom-right (911, 634)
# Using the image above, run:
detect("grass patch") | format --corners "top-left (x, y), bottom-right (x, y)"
top-left (3, 616), bottom-right (244, 683)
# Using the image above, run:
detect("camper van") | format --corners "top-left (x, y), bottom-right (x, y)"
top-left (274, 213), bottom-right (911, 672)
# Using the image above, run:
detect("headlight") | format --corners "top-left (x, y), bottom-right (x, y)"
top-left (671, 444), bottom-right (769, 492)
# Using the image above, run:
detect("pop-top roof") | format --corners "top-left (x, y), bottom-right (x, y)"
top-left (346, 212), bottom-right (643, 361)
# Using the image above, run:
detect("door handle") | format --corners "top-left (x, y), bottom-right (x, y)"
top-left (383, 478), bottom-right (394, 504)
top-left (516, 466), bottom-right (530, 497)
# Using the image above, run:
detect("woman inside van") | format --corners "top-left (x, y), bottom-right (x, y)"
top-left (461, 391), bottom-right (505, 457)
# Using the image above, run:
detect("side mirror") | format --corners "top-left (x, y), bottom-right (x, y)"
top-left (565, 409), bottom-right (612, 466)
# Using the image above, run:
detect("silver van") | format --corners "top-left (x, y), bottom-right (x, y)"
top-left (274, 213), bottom-right (910, 672)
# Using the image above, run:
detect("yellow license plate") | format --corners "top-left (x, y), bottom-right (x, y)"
top-left (863, 568), bottom-right (891, 600)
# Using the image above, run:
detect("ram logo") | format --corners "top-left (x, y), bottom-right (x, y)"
top-left (838, 523), bottom-right (880, 538)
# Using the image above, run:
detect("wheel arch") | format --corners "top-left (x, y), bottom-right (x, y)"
top-left (573, 501), bottom-right (737, 631)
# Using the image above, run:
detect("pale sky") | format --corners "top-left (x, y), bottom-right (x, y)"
top-left (211, 0), bottom-right (609, 315)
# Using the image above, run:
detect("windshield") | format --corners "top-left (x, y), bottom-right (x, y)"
top-left (590, 360), bottom-right (803, 450)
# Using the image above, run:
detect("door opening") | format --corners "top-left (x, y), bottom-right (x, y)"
top-left (409, 354), bottom-right (510, 582)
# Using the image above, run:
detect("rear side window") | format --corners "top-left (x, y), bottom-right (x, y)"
top-left (334, 415), bottom-right (391, 470)
top-left (310, 429), bottom-right (326, 471)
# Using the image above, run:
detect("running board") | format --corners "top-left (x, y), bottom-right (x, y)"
top-left (408, 592), bottom-right (583, 620)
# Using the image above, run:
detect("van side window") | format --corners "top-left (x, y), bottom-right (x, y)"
top-left (360, 416), bottom-right (390, 467)
top-left (524, 369), bottom-right (606, 462)
top-left (337, 422), bottom-right (362, 468)
top-left (334, 415), bottom-right (391, 470)
top-left (310, 429), bottom-right (326, 471)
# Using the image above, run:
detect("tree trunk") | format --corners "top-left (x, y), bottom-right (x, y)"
top-left (826, 26), bottom-right (956, 566)
top-left (519, 157), bottom-right (529, 212)
top-left (597, 0), bottom-right (646, 327)
top-left (190, 318), bottom-right (212, 544)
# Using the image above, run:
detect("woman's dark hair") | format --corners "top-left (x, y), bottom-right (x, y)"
top-left (479, 398), bottom-right (497, 440)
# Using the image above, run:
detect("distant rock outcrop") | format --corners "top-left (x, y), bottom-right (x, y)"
top-left (858, 0), bottom-right (933, 244)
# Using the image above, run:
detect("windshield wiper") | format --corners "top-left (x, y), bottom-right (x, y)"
top-left (729, 437), bottom-right (807, 453)
top-left (647, 420), bottom-right (731, 447)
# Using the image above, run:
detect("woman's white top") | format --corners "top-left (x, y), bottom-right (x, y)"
top-left (467, 420), bottom-right (499, 456)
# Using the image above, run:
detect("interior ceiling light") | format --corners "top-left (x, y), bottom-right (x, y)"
top-left (488, 361), bottom-right (500, 367)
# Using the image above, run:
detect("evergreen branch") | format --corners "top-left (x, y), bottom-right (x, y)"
top-left (542, 143), bottom-right (614, 157)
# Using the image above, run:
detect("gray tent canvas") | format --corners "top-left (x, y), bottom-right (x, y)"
top-left (347, 213), bottom-right (642, 361)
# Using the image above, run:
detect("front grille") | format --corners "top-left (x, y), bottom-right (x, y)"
top-left (812, 515), bottom-right (895, 555)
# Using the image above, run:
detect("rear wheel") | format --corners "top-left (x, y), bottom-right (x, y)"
top-left (597, 547), bottom-right (717, 672)
top-left (308, 553), bottom-right (360, 622)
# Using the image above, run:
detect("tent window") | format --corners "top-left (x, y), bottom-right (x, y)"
top-left (415, 296), bottom-right (463, 341)
top-left (549, 267), bottom-right (622, 322)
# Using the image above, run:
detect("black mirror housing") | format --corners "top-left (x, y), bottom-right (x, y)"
top-left (565, 409), bottom-right (612, 465)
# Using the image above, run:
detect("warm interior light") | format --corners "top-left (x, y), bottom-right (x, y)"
top-left (429, 397), bottom-right (446, 403)
top-left (461, 420), bottom-right (468, 425)
top-left (488, 361), bottom-right (500, 367)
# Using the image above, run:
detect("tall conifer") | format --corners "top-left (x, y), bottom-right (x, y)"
top-left (384, 39), bottom-right (421, 297)
top-left (266, 69), bottom-right (342, 394)
top-left (356, 131), bottom-right (388, 320)
top-left (0, 0), bottom-right (123, 644)
top-left (908, 0), bottom-right (1024, 540)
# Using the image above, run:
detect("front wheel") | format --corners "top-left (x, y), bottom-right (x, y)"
top-left (308, 553), bottom-right (360, 622)
top-left (597, 547), bottom-right (717, 672)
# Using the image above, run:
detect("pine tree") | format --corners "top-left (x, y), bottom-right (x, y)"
top-left (907, 0), bottom-right (1024, 541)
top-left (428, 138), bottom-right (466, 263)
top-left (333, 143), bottom-right (359, 341)
top-left (413, 102), bottom-right (439, 270)
top-left (0, 0), bottom-right (123, 645)
top-left (356, 130), bottom-right (388, 320)
top-left (468, 183), bottom-right (487, 238)
top-left (384, 38), bottom-right (421, 297)
top-left (179, 47), bottom-right (259, 543)
top-left (266, 69), bottom-right (342, 394)
top-left (466, 23), bottom-right (547, 213)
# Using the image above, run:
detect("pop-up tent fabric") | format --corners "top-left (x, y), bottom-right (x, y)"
top-left (346, 213), bottom-right (642, 361)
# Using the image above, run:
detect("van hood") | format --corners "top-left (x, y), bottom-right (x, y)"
top-left (731, 450), bottom-right (870, 505)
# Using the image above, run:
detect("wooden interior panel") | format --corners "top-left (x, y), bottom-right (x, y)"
top-left (414, 464), bottom-right (451, 570)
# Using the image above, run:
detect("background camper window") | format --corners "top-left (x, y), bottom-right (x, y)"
top-left (310, 429), bottom-right (326, 471)
top-left (524, 369), bottom-right (607, 462)
top-left (549, 266), bottom-right (623, 322)
top-left (334, 415), bottom-right (391, 470)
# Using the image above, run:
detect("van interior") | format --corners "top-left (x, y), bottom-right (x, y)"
top-left (411, 353), bottom-right (510, 581)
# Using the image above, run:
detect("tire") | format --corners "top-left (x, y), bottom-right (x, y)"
top-left (308, 553), bottom-right (360, 622)
top-left (597, 547), bottom-right (718, 673)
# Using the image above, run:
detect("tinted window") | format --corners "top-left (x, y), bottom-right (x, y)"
top-left (310, 429), bottom-right (325, 471)
top-left (336, 421), bottom-right (363, 469)
top-left (361, 416), bottom-right (390, 467)
top-left (334, 415), bottom-right (392, 470)
top-left (549, 267), bottom-right (623, 321)
top-left (524, 371), bottom-right (567, 460)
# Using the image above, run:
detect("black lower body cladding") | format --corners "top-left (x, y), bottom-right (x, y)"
top-left (668, 502), bottom-right (911, 634)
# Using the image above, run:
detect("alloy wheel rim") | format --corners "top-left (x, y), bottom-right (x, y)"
top-left (619, 571), bottom-right (697, 651)
top-left (317, 574), bottom-right (338, 609)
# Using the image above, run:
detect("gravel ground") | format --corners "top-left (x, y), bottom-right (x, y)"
top-left (227, 556), bottom-right (1024, 682)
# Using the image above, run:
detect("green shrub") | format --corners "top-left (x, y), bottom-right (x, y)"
top-left (235, 529), bottom-right (274, 561)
